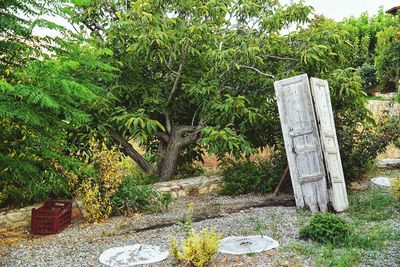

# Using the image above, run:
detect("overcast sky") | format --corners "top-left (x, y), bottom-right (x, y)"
top-left (34, 1), bottom-right (399, 37)
top-left (282, 0), bottom-right (399, 21)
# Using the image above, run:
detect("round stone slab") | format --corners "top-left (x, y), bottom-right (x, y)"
top-left (99, 244), bottom-right (169, 266)
top-left (219, 235), bottom-right (279, 255)
top-left (371, 177), bottom-right (392, 187)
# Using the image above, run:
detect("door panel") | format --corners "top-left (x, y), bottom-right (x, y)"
top-left (274, 74), bottom-right (328, 212)
top-left (310, 78), bottom-right (349, 212)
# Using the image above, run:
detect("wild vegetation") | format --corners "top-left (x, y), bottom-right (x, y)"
top-left (0, 0), bottom-right (399, 209)
top-left (170, 203), bottom-right (222, 267)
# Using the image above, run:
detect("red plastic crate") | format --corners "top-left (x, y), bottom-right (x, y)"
top-left (31, 199), bottom-right (72, 235)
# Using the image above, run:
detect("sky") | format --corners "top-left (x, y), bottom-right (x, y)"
top-left (282, 0), bottom-right (399, 21)
top-left (34, 1), bottom-right (400, 37)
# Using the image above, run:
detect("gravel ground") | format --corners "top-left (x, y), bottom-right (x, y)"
top-left (0, 192), bottom-right (398, 267)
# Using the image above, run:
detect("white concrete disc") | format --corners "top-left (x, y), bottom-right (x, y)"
top-left (99, 244), bottom-right (169, 266)
top-left (219, 235), bottom-right (279, 255)
top-left (371, 177), bottom-right (392, 187)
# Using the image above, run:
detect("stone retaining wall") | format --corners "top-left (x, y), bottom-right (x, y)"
top-left (153, 175), bottom-right (223, 197)
top-left (0, 175), bottom-right (223, 229)
top-left (0, 201), bottom-right (81, 229)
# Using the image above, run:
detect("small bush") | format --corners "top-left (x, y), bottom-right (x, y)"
top-left (391, 175), bottom-right (400, 201)
top-left (170, 228), bottom-right (221, 267)
top-left (358, 64), bottom-right (378, 95)
top-left (110, 175), bottom-right (173, 215)
top-left (71, 139), bottom-right (123, 222)
top-left (221, 152), bottom-right (286, 195)
top-left (170, 204), bottom-right (222, 267)
top-left (300, 213), bottom-right (352, 245)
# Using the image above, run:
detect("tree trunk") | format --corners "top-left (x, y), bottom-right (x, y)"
top-left (156, 143), bottom-right (181, 181)
top-left (110, 131), bottom-right (155, 175)
top-left (112, 125), bottom-right (200, 182)
top-left (156, 125), bottom-right (200, 181)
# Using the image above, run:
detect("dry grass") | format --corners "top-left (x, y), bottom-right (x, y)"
top-left (376, 143), bottom-right (400, 160)
top-left (0, 229), bottom-right (31, 248)
top-left (199, 146), bottom-right (276, 171)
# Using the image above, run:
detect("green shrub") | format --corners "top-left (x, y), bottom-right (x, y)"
top-left (300, 213), bottom-right (352, 245)
top-left (221, 152), bottom-right (286, 195)
top-left (358, 64), bottom-right (378, 95)
top-left (110, 175), bottom-right (173, 215)
top-left (328, 69), bottom-right (391, 180)
top-left (392, 175), bottom-right (400, 201)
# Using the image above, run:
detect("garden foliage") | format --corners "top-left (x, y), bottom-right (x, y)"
top-left (170, 204), bottom-right (222, 267)
top-left (221, 151), bottom-right (286, 195)
top-left (110, 175), bottom-right (173, 216)
top-left (300, 213), bottom-right (352, 245)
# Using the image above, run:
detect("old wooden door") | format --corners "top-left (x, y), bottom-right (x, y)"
top-left (274, 74), bottom-right (328, 212)
top-left (310, 78), bottom-right (349, 212)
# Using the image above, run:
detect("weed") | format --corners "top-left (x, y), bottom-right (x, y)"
top-left (391, 175), bottom-right (400, 201)
top-left (349, 188), bottom-right (396, 221)
top-left (170, 204), bottom-right (222, 267)
top-left (248, 215), bottom-right (266, 237)
top-left (300, 213), bottom-right (352, 245)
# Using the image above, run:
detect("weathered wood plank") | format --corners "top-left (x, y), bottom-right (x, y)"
top-left (310, 78), bottom-right (349, 212)
top-left (274, 74), bottom-right (328, 212)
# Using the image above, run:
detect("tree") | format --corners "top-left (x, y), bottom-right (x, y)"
top-left (375, 26), bottom-right (400, 92)
top-left (66, 0), bottom-right (316, 181)
top-left (0, 0), bottom-right (118, 207)
top-left (0, 40), bottom-right (118, 207)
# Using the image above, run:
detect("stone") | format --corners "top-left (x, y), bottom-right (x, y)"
top-left (0, 216), bottom-right (9, 227)
top-left (219, 235), bottom-right (279, 255)
top-left (198, 186), bottom-right (209, 195)
top-left (98, 244), bottom-right (169, 266)
top-left (188, 187), bottom-right (199, 196)
top-left (209, 183), bottom-right (222, 192)
top-left (6, 211), bottom-right (27, 223)
top-left (377, 159), bottom-right (400, 169)
top-left (156, 187), bottom-right (171, 193)
top-left (178, 190), bottom-right (187, 197)
top-left (71, 207), bottom-right (82, 220)
top-left (11, 221), bottom-right (29, 229)
top-left (371, 177), bottom-right (392, 187)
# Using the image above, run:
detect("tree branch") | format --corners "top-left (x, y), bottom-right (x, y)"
top-left (239, 65), bottom-right (275, 78)
top-left (167, 59), bottom-right (184, 103)
top-left (177, 132), bottom-right (199, 149)
top-left (156, 131), bottom-right (170, 143)
top-left (164, 112), bottom-right (171, 133)
top-left (166, 42), bottom-right (189, 104)
top-left (176, 125), bottom-right (197, 136)
top-left (265, 55), bottom-right (299, 61)
top-left (110, 131), bottom-right (154, 174)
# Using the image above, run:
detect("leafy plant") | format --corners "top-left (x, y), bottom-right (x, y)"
top-left (73, 139), bottom-right (123, 222)
top-left (170, 204), bottom-right (222, 267)
top-left (221, 151), bottom-right (286, 195)
top-left (300, 213), bottom-right (352, 245)
top-left (0, 38), bottom-right (117, 208)
top-left (391, 175), bottom-right (400, 202)
top-left (358, 63), bottom-right (378, 95)
top-left (110, 175), bottom-right (173, 216)
top-left (375, 26), bottom-right (400, 93)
